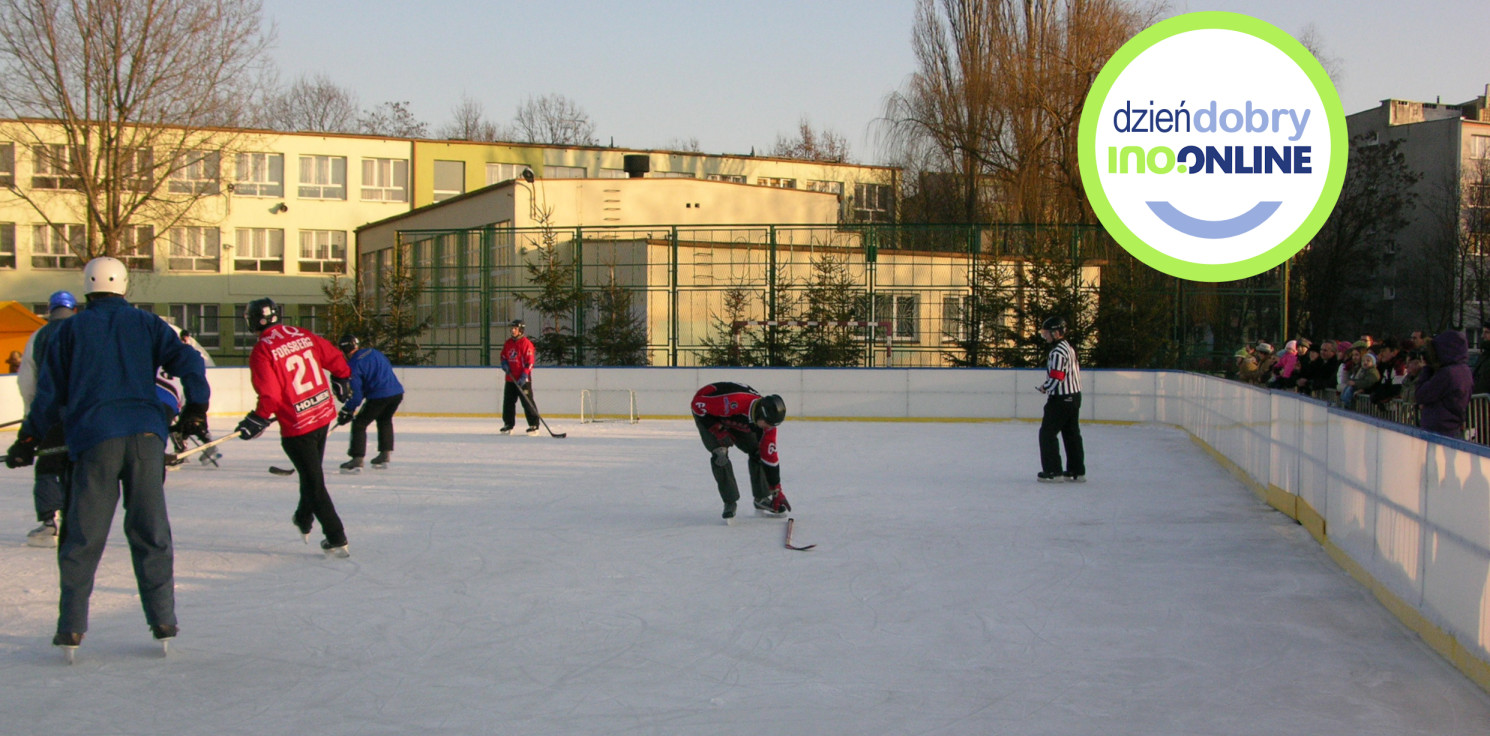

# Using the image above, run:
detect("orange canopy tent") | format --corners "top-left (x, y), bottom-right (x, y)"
top-left (0, 301), bottom-right (46, 372)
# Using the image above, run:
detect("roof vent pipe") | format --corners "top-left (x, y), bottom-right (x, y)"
top-left (623, 154), bottom-right (650, 178)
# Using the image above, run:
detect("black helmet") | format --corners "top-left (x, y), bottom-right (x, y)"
top-left (750, 394), bottom-right (787, 427)
top-left (244, 298), bottom-right (281, 333)
top-left (1041, 315), bottom-right (1067, 334)
top-left (338, 334), bottom-right (359, 353)
top-left (510, 319), bottom-right (525, 332)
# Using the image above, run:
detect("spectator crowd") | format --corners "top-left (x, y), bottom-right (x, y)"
top-left (1230, 327), bottom-right (1485, 440)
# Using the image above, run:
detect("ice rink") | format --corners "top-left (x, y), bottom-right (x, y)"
top-left (2, 417), bottom-right (1489, 735)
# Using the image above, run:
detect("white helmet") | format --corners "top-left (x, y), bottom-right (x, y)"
top-left (83, 257), bottom-right (129, 295)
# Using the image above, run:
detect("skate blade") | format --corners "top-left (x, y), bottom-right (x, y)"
top-left (723, 517), bottom-right (735, 526)
top-left (26, 537), bottom-right (58, 549)
top-left (160, 639), bottom-right (173, 657)
top-left (371, 463), bottom-right (387, 470)
top-left (323, 545), bottom-right (351, 559)
top-left (339, 467), bottom-right (361, 475)
top-left (60, 646), bottom-right (77, 665)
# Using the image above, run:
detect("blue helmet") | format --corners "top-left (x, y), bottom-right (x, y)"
top-left (48, 290), bottom-right (77, 312)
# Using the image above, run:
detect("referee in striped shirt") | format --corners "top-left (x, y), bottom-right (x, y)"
top-left (1036, 316), bottom-right (1085, 482)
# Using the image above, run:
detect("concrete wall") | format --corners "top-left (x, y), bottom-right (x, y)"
top-left (2, 366), bottom-right (1486, 691)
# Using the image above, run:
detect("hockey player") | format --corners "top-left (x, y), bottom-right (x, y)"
top-left (499, 319), bottom-right (539, 435)
top-left (690, 382), bottom-right (791, 522)
top-left (6, 257), bottom-right (210, 657)
top-left (336, 334), bottom-right (404, 472)
top-left (1036, 315), bottom-right (1085, 482)
top-left (11, 290), bottom-right (76, 546)
top-left (236, 298), bottom-right (354, 557)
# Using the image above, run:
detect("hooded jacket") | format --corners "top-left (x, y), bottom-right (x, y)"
top-left (1416, 330), bottom-right (1473, 437)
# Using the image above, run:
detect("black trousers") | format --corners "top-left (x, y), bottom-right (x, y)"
top-left (348, 393), bottom-right (403, 457)
top-left (503, 380), bottom-right (538, 429)
top-left (695, 419), bottom-right (769, 506)
top-left (1039, 392), bottom-right (1085, 476)
top-left (283, 425), bottom-right (346, 546)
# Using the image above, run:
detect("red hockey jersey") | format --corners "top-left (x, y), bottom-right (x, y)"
top-left (248, 324), bottom-right (352, 437)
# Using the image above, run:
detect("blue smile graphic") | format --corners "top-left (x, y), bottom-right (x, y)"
top-left (1146, 201), bottom-right (1282, 239)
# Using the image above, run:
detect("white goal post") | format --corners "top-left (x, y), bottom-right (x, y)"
top-left (580, 389), bottom-right (640, 424)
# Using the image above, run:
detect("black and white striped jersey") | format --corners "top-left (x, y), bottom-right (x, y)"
top-left (1040, 340), bottom-right (1082, 395)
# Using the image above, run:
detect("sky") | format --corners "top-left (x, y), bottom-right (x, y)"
top-left (3, 418), bottom-right (1489, 734)
top-left (258, 0), bottom-right (1490, 163)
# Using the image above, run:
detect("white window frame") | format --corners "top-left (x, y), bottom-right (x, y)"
top-left (1472, 135), bottom-right (1490, 161)
top-left (0, 142), bottom-right (13, 187)
top-left (31, 223), bottom-right (84, 269)
top-left (233, 228), bottom-right (284, 272)
top-left (544, 165), bottom-right (586, 179)
top-left (168, 150), bottom-right (220, 195)
top-left (757, 176), bottom-right (797, 189)
top-left (117, 225), bottom-right (155, 271)
top-left (298, 155), bottom-right (346, 200)
top-left (298, 230), bottom-right (347, 274)
top-left (432, 160), bottom-right (465, 201)
top-left (854, 182), bottom-right (895, 223)
top-left (858, 292), bottom-right (920, 342)
top-left (0, 222), bottom-right (14, 269)
top-left (485, 163), bottom-right (532, 186)
top-left (805, 179), bottom-right (843, 195)
top-left (167, 227), bottom-right (221, 272)
top-left (706, 173), bottom-right (746, 184)
top-left (234, 152), bottom-right (284, 197)
top-left (169, 303), bottom-right (220, 348)
top-left (32, 144), bottom-right (82, 190)
top-left (361, 158), bottom-right (408, 202)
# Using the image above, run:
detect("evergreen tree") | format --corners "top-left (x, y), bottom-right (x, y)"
top-left (942, 252), bottom-right (1017, 367)
top-left (1002, 230), bottom-right (1093, 367)
top-left (589, 266), bottom-right (649, 366)
top-left (516, 219), bottom-right (586, 365)
top-left (321, 258), bottom-right (434, 365)
top-left (797, 254), bottom-right (865, 367)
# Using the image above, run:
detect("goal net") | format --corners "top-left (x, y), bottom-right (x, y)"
top-left (580, 389), bottom-right (639, 424)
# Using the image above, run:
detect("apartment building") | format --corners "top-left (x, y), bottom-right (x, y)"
top-left (1344, 85), bottom-right (1490, 335)
top-left (0, 120), bottom-right (899, 360)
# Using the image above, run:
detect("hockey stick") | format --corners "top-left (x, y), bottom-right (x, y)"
top-left (514, 383), bottom-right (566, 438)
top-left (0, 418), bottom-right (22, 429)
top-left (165, 433), bottom-right (237, 464)
top-left (268, 420), bottom-right (343, 475)
top-left (784, 518), bottom-right (816, 551)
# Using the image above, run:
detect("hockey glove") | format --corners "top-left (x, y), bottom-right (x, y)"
top-left (768, 487), bottom-right (791, 513)
top-left (174, 401), bottom-right (211, 443)
top-left (337, 407), bottom-right (355, 427)
top-left (236, 412), bottom-right (272, 441)
top-left (331, 376), bottom-right (352, 402)
top-left (5, 433), bottom-right (37, 468)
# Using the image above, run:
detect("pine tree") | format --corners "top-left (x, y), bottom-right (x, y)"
top-left (321, 260), bottom-right (434, 365)
top-left (516, 217), bottom-right (586, 365)
top-left (589, 265), bottom-right (649, 365)
top-left (796, 254), bottom-right (866, 367)
top-left (943, 252), bottom-right (1017, 367)
top-left (1003, 230), bottom-right (1093, 367)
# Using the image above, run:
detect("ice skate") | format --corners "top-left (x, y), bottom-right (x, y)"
top-left (26, 515), bottom-right (58, 548)
top-left (754, 490), bottom-right (790, 517)
top-left (722, 502), bottom-right (737, 526)
top-left (339, 456), bottom-right (363, 474)
top-left (498, 426), bottom-right (513, 435)
top-left (370, 452), bottom-right (390, 469)
top-left (1064, 473), bottom-right (1086, 483)
top-left (292, 513), bottom-right (313, 543)
top-left (151, 624), bottom-right (178, 656)
top-left (1037, 472), bottom-right (1063, 483)
top-left (53, 632), bottom-right (83, 664)
top-left (321, 539), bottom-right (351, 558)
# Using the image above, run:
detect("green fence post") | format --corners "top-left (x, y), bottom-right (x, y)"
top-left (573, 226), bottom-right (585, 365)
top-left (670, 227), bottom-right (679, 367)
top-left (481, 226), bottom-right (492, 366)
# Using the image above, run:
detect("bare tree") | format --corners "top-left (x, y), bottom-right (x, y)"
top-left (439, 94), bottom-right (504, 142)
top-left (1296, 23), bottom-right (1344, 90)
top-left (359, 100), bottom-right (428, 138)
top-left (264, 73), bottom-right (358, 133)
top-left (769, 118), bottom-right (851, 162)
top-left (1295, 135), bottom-right (1419, 338)
top-left (665, 136), bottom-right (701, 153)
top-left (0, 0), bottom-right (274, 259)
top-left (511, 94), bottom-right (596, 146)
top-left (878, 0), bottom-right (1153, 224)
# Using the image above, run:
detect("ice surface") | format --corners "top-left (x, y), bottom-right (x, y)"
top-left (1, 418), bottom-right (1488, 735)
